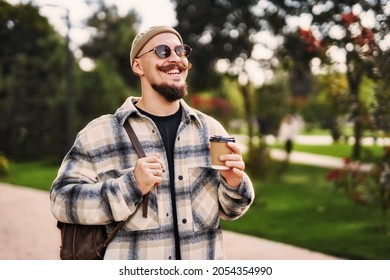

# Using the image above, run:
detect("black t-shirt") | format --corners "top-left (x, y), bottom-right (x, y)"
top-left (135, 104), bottom-right (182, 259)
top-left (135, 105), bottom-right (182, 175)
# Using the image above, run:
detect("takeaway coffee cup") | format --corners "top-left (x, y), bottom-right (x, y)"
top-left (209, 135), bottom-right (235, 170)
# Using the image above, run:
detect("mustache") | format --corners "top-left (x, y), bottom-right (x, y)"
top-left (157, 62), bottom-right (192, 72)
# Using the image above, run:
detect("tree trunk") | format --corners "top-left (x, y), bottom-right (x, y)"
top-left (346, 60), bottom-right (364, 160)
top-left (240, 83), bottom-right (253, 153)
top-left (352, 111), bottom-right (363, 160)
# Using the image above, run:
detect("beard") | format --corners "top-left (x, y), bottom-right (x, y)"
top-left (151, 62), bottom-right (191, 103)
top-left (151, 82), bottom-right (188, 103)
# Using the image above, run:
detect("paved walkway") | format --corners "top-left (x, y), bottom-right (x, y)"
top-left (0, 182), bottom-right (339, 260)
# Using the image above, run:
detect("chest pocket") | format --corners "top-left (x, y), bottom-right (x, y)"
top-left (189, 167), bottom-right (220, 231)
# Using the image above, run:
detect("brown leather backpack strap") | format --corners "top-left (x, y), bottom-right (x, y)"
top-left (123, 120), bottom-right (146, 158)
top-left (104, 220), bottom-right (125, 247)
top-left (123, 120), bottom-right (149, 218)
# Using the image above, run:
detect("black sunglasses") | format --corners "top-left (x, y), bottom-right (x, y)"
top-left (136, 44), bottom-right (192, 59)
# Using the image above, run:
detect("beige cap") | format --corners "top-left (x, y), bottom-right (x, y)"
top-left (130, 26), bottom-right (183, 67)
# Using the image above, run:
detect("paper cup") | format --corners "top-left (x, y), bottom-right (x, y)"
top-left (210, 136), bottom-right (235, 170)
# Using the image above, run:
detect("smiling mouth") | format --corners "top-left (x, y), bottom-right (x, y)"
top-left (157, 63), bottom-right (190, 75)
top-left (166, 68), bottom-right (181, 75)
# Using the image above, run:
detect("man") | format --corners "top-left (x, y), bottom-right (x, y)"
top-left (50, 26), bottom-right (254, 260)
top-left (278, 114), bottom-right (302, 161)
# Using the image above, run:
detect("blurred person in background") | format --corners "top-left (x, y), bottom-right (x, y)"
top-left (278, 114), bottom-right (302, 161)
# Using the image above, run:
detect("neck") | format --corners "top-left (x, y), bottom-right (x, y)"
top-left (136, 94), bottom-right (180, 116)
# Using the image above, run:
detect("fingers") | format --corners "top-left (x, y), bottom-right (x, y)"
top-left (152, 168), bottom-right (163, 177)
top-left (139, 154), bottom-right (163, 172)
top-left (219, 142), bottom-right (245, 171)
top-left (226, 141), bottom-right (241, 154)
top-left (144, 154), bottom-right (164, 177)
top-left (145, 153), bottom-right (164, 167)
top-left (221, 156), bottom-right (245, 172)
top-left (134, 153), bottom-right (164, 195)
top-left (218, 142), bottom-right (246, 187)
top-left (224, 158), bottom-right (245, 171)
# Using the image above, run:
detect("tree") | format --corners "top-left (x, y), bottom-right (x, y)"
top-left (302, 72), bottom-right (349, 142)
top-left (74, 2), bottom-right (142, 133)
top-left (173, 0), bottom-right (265, 152)
top-left (73, 59), bottom-right (130, 131)
top-left (262, 1), bottom-right (389, 160)
top-left (254, 71), bottom-right (291, 137)
top-left (0, 1), bottom-right (68, 159)
top-left (372, 51), bottom-right (390, 135)
top-left (80, 3), bottom-right (139, 89)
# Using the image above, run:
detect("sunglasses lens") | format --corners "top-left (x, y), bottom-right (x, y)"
top-left (175, 44), bottom-right (192, 58)
top-left (155, 45), bottom-right (171, 58)
top-left (154, 44), bottom-right (192, 59)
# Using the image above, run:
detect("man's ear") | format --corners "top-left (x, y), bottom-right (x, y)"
top-left (132, 59), bottom-right (144, 76)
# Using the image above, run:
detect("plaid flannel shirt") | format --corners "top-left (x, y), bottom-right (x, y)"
top-left (50, 97), bottom-right (255, 260)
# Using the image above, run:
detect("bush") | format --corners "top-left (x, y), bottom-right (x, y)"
top-left (245, 143), bottom-right (274, 180)
top-left (326, 147), bottom-right (390, 230)
top-left (0, 153), bottom-right (9, 178)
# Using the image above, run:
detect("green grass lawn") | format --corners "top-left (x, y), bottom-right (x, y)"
top-left (2, 156), bottom-right (390, 259)
top-left (2, 161), bottom-right (58, 191)
top-left (222, 163), bottom-right (390, 260)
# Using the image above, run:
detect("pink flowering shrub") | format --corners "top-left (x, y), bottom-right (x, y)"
top-left (326, 147), bottom-right (390, 230)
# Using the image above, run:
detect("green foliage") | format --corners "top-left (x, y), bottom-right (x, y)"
top-left (244, 142), bottom-right (275, 180)
top-left (265, 1), bottom-right (389, 160)
top-left (221, 78), bottom-right (244, 119)
top-left (302, 73), bottom-right (378, 143)
top-left (0, 153), bottom-right (9, 178)
top-left (0, 1), bottom-right (140, 161)
top-left (73, 59), bottom-right (130, 130)
top-left (0, 1), bottom-right (67, 160)
top-left (80, 5), bottom-right (139, 88)
top-left (174, 0), bottom-right (260, 91)
top-left (253, 72), bottom-right (290, 136)
top-left (1, 0), bottom-right (389, 176)
top-left (222, 164), bottom-right (390, 259)
top-left (372, 50), bottom-right (390, 134)
top-left (187, 78), bottom-right (246, 127)
top-left (73, 4), bottom-right (140, 135)
top-left (302, 73), bottom-right (349, 140)
top-left (326, 148), bottom-right (390, 230)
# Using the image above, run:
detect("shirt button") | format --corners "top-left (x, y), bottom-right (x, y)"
top-left (178, 175), bottom-right (183, 180)
top-left (182, 218), bottom-right (187, 224)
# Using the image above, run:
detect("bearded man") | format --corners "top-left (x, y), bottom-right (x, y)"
top-left (50, 26), bottom-right (254, 260)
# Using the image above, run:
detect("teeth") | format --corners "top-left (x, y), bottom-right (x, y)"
top-left (167, 69), bottom-right (180, 75)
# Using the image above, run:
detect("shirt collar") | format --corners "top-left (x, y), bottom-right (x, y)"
top-left (115, 97), bottom-right (203, 128)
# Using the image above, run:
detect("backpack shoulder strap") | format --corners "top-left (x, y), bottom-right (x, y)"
top-left (123, 120), bottom-right (149, 218)
top-left (123, 120), bottom-right (146, 158)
